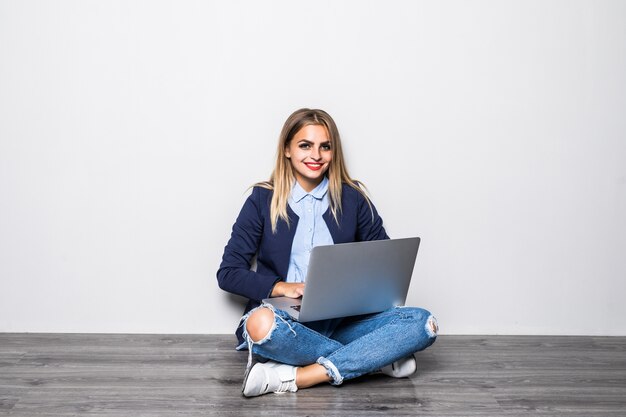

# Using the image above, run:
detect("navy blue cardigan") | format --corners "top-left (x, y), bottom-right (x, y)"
top-left (217, 183), bottom-right (389, 345)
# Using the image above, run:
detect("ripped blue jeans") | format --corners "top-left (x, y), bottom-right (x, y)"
top-left (238, 304), bottom-right (438, 385)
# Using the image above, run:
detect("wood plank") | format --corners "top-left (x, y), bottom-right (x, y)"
top-left (0, 334), bottom-right (624, 416)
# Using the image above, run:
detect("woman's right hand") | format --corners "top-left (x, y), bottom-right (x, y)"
top-left (271, 281), bottom-right (305, 299)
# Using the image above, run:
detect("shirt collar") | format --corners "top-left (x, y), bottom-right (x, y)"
top-left (291, 176), bottom-right (329, 203)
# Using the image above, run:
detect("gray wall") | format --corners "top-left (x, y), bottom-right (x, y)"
top-left (1, 1), bottom-right (625, 335)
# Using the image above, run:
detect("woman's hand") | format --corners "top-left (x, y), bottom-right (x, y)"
top-left (271, 282), bottom-right (305, 298)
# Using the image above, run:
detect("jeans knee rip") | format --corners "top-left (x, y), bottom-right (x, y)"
top-left (240, 303), bottom-right (297, 374)
top-left (426, 315), bottom-right (439, 338)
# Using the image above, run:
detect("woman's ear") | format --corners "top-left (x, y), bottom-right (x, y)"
top-left (284, 147), bottom-right (291, 158)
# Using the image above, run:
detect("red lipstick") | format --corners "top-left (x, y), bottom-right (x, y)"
top-left (304, 162), bottom-right (323, 171)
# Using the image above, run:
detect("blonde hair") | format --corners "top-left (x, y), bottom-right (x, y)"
top-left (255, 108), bottom-right (372, 233)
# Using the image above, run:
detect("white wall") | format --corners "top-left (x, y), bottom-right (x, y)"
top-left (1, 0), bottom-right (625, 336)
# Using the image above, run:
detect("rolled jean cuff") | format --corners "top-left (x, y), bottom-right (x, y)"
top-left (317, 356), bottom-right (343, 385)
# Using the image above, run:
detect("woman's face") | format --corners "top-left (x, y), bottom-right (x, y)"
top-left (285, 124), bottom-right (332, 192)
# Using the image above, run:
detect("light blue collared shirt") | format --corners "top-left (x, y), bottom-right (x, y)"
top-left (286, 177), bottom-right (334, 283)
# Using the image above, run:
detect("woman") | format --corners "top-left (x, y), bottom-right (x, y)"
top-left (217, 108), bottom-right (438, 397)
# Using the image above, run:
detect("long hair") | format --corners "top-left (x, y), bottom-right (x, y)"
top-left (255, 108), bottom-right (372, 233)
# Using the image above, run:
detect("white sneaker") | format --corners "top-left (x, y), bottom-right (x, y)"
top-left (242, 361), bottom-right (298, 397)
top-left (381, 355), bottom-right (417, 378)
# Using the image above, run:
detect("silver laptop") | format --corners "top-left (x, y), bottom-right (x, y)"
top-left (262, 237), bottom-right (420, 322)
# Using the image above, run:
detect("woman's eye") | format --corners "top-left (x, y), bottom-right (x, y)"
top-left (299, 144), bottom-right (311, 149)
top-left (322, 144), bottom-right (331, 151)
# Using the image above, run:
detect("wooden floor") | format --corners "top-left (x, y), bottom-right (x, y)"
top-left (1, 334), bottom-right (625, 416)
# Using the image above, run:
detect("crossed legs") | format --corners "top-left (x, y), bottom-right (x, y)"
top-left (243, 305), bottom-right (438, 392)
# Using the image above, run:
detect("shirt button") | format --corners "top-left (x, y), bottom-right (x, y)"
top-left (308, 209), bottom-right (312, 213)
top-left (308, 228), bottom-right (312, 232)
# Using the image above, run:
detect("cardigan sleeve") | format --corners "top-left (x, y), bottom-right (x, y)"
top-left (216, 187), bottom-right (281, 302)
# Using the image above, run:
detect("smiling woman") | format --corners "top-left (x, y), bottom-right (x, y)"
top-left (284, 125), bottom-right (332, 192)
top-left (252, 108), bottom-right (368, 235)
top-left (216, 108), bottom-right (438, 397)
